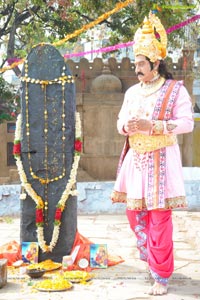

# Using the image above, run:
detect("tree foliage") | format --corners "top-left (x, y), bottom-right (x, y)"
top-left (0, 76), bottom-right (20, 123)
top-left (0, 0), bottom-right (199, 66)
top-left (0, 0), bottom-right (199, 121)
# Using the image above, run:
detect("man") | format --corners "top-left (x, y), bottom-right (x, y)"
top-left (111, 12), bottom-right (194, 295)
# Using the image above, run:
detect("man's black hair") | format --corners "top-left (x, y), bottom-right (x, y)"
top-left (146, 57), bottom-right (174, 79)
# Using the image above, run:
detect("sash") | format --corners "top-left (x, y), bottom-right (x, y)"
top-left (147, 79), bottom-right (182, 209)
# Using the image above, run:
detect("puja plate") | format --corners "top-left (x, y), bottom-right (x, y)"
top-left (27, 261), bottom-right (62, 272)
top-left (36, 286), bottom-right (73, 292)
top-left (69, 278), bottom-right (92, 283)
top-left (35, 280), bottom-right (73, 292)
top-left (63, 270), bottom-right (93, 283)
top-left (44, 263), bottom-right (62, 272)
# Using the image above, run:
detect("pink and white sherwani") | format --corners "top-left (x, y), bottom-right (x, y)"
top-left (111, 79), bottom-right (194, 210)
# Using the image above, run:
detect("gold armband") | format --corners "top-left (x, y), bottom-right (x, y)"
top-left (152, 120), bottom-right (164, 135)
top-left (166, 122), bottom-right (177, 132)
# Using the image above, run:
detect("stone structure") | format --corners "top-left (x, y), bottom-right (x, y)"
top-left (20, 44), bottom-right (77, 262)
top-left (0, 259), bottom-right (7, 288)
top-left (0, 54), bottom-right (199, 183)
top-left (1, 166), bottom-right (200, 217)
top-left (0, 122), bottom-right (19, 184)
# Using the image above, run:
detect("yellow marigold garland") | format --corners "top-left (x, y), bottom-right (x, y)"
top-left (52, 0), bottom-right (133, 47)
top-left (0, 0), bottom-right (133, 73)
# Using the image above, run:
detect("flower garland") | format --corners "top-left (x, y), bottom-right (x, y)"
top-left (1, 13), bottom-right (200, 73)
top-left (63, 14), bottom-right (200, 59)
top-left (52, 0), bottom-right (133, 47)
top-left (0, 0), bottom-right (133, 73)
top-left (14, 112), bottom-right (82, 252)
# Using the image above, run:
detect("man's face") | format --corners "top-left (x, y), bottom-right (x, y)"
top-left (134, 55), bottom-right (155, 83)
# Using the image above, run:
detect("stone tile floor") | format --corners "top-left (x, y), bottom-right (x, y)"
top-left (0, 211), bottom-right (200, 300)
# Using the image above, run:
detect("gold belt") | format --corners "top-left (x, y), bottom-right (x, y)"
top-left (129, 133), bottom-right (177, 154)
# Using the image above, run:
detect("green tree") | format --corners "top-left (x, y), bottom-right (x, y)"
top-left (0, 0), bottom-right (199, 122)
top-left (0, 76), bottom-right (20, 123)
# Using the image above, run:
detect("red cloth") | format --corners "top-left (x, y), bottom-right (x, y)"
top-left (0, 240), bottom-right (22, 266)
top-left (66, 231), bottom-right (124, 271)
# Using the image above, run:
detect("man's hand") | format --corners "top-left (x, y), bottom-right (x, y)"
top-left (124, 117), bottom-right (138, 133)
top-left (137, 119), bottom-right (152, 132)
top-left (124, 118), bottom-right (152, 133)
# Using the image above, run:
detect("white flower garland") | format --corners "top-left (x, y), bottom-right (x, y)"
top-left (15, 112), bottom-right (81, 252)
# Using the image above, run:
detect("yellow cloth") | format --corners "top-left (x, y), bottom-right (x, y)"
top-left (129, 133), bottom-right (177, 154)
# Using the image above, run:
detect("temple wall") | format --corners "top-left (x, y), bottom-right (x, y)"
top-left (0, 55), bottom-right (199, 183)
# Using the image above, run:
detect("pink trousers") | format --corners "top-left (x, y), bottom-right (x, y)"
top-left (126, 209), bottom-right (174, 285)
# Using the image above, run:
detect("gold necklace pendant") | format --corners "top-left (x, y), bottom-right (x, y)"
top-left (140, 76), bottom-right (165, 97)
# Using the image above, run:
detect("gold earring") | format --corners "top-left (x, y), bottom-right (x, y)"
top-left (153, 69), bottom-right (158, 77)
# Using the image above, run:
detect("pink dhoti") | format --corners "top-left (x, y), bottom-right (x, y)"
top-left (126, 209), bottom-right (173, 285)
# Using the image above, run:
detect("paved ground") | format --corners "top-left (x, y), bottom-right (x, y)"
top-left (0, 211), bottom-right (200, 300)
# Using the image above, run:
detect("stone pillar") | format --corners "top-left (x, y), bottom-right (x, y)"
top-left (0, 259), bottom-right (7, 288)
top-left (20, 44), bottom-right (77, 262)
top-left (181, 48), bottom-right (195, 166)
top-left (80, 65), bottom-right (124, 180)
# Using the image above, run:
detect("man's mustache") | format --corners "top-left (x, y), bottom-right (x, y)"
top-left (136, 72), bottom-right (144, 76)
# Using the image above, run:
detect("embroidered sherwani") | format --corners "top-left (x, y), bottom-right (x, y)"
top-left (111, 78), bottom-right (194, 285)
top-left (111, 79), bottom-right (194, 210)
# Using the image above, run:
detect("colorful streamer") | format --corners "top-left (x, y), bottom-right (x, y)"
top-left (52, 0), bottom-right (133, 47)
top-left (166, 14), bottom-right (200, 34)
top-left (0, 0), bottom-right (133, 73)
top-left (64, 41), bottom-right (135, 59)
top-left (64, 14), bottom-right (200, 59)
top-left (1, 12), bottom-right (200, 73)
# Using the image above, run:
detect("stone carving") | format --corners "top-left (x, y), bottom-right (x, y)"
top-left (20, 44), bottom-right (77, 262)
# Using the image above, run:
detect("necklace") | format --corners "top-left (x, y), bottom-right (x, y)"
top-left (22, 61), bottom-right (74, 185)
top-left (140, 76), bottom-right (165, 97)
top-left (22, 61), bottom-right (75, 219)
top-left (14, 112), bottom-right (82, 253)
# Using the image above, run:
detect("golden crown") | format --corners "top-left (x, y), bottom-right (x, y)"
top-left (133, 12), bottom-right (167, 62)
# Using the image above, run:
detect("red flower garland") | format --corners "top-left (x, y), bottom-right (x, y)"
top-left (54, 207), bottom-right (62, 225)
top-left (13, 141), bottom-right (21, 157)
top-left (36, 208), bottom-right (44, 226)
top-left (75, 139), bottom-right (82, 153)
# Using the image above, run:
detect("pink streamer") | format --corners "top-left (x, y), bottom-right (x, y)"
top-left (64, 41), bottom-right (134, 58)
top-left (166, 14), bottom-right (200, 34)
top-left (7, 57), bottom-right (23, 65)
top-left (64, 14), bottom-right (200, 59)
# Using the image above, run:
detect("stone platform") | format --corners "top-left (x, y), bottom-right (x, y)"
top-left (1, 167), bottom-right (200, 217)
top-left (0, 211), bottom-right (200, 299)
